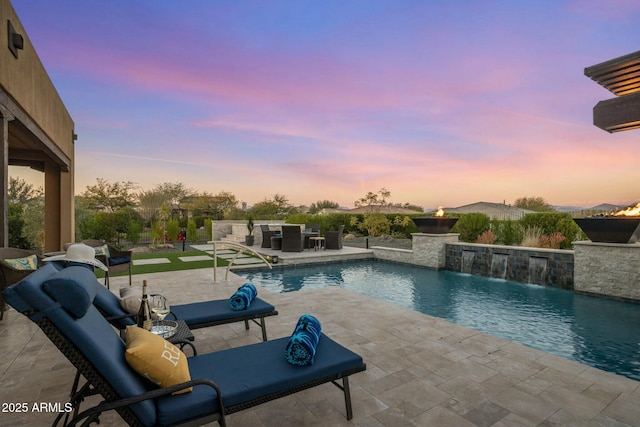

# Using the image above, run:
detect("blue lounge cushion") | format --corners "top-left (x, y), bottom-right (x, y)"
top-left (154, 334), bottom-right (364, 426)
top-left (228, 283), bottom-right (257, 311)
top-left (285, 314), bottom-right (322, 366)
top-left (42, 266), bottom-right (99, 318)
top-left (93, 283), bottom-right (137, 328)
top-left (109, 255), bottom-right (131, 266)
top-left (170, 298), bottom-right (274, 327)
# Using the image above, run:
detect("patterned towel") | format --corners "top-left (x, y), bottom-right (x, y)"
top-left (285, 314), bottom-right (322, 366)
top-left (228, 283), bottom-right (257, 311)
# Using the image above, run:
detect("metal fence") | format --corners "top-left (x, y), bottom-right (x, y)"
top-left (113, 227), bottom-right (211, 249)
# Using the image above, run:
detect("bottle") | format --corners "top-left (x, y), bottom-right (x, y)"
top-left (137, 280), bottom-right (153, 330)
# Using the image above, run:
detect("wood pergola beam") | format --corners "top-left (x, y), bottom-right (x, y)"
top-left (585, 51), bottom-right (640, 133)
top-left (593, 91), bottom-right (640, 133)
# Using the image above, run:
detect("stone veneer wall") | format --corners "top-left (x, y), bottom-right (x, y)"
top-left (574, 241), bottom-right (640, 300)
top-left (372, 234), bottom-right (459, 269)
top-left (445, 242), bottom-right (574, 289)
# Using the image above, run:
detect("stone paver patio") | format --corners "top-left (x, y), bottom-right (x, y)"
top-left (1, 264), bottom-right (639, 426)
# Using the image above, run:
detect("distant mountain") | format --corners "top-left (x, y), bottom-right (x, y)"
top-left (554, 205), bottom-right (585, 212)
top-left (589, 203), bottom-right (625, 212)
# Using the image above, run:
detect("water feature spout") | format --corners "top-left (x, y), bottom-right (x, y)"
top-left (490, 254), bottom-right (508, 279)
top-left (461, 250), bottom-right (475, 274)
top-left (529, 257), bottom-right (548, 284)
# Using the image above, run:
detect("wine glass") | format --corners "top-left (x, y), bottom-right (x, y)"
top-left (151, 295), bottom-right (170, 321)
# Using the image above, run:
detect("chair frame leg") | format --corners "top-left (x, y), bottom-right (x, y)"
top-left (330, 376), bottom-right (354, 420)
top-left (244, 318), bottom-right (269, 341)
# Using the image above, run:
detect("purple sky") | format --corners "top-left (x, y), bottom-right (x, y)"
top-left (11, 0), bottom-right (640, 210)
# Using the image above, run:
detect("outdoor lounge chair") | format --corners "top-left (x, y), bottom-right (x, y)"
top-left (81, 239), bottom-right (133, 289)
top-left (2, 264), bottom-right (366, 426)
top-left (93, 284), bottom-right (278, 341)
top-left (281, 225), bottom-right (305, 252)
top-left (259, 224), bottom-right (276, 248)
top-left (325, 225), bottom-right (344, 249)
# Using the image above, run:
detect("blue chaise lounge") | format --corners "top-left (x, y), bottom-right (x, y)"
top-left (2, 265), bottom-right (366, 426)
top-left (93, 284), bottom-right (278, 342)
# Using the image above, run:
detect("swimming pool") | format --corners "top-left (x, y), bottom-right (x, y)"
top-left (239, 259), bottom-right (640, 381)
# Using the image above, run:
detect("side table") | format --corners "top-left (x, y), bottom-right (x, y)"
top-left (122, 320), bottom-right (197, 355)
top-left (309, 236), bottom-right (325, 251)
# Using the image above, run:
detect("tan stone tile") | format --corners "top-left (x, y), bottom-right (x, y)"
top-left (514, 375), bottom-right (554, 396)
top-left (538, 384), bottom-right (606, 418)
top-left (463, 401), bottom-right (510, 427)
top-left (484, 353), bottom-right (544, 381)
top-left (438, 376), bottom-right (497, 410)
top-left (535, 367), bottom-right (594, 393)
top-left (411, 405), bottom-right (478, 427)
top-left (578, 366), bottom-right (639, 395)
top-left (435, 357), bottom-right (500, 383)
top-left (491, 387), bottom-right (559, 424)
top-left (492, 412), bottom-right (538, 427)
top-left (378, 379), bottom-right (450, 410)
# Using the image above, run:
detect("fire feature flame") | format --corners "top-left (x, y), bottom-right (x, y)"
top-left (612, 202), bottom-right (640, 217)
top-left (435, 206), bottom-right (445, 217)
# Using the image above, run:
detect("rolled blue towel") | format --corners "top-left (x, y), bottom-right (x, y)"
top-left (228, 283), bottom-right (257, 311)
top-left (285, 314), bottom-right (322, 366)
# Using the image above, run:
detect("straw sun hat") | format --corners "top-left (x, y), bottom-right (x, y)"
top-left (44, 243), bottom-right (108, 271)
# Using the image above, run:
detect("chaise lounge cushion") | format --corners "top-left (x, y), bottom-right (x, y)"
top-left (154, 334), bottom-right (364, 426)
top-left (124, 326), bottom-right (192, 394)
top-left (170, 298), bottom-right (275, 326)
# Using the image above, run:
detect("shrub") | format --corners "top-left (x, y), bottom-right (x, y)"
top-left (325, 213), bottom-right (354, 234)
top-left (521, 226), bottom-right (544, 247)
top-left (476, 230), bottom-right (497, 244)
top-left (493, 219), bottom-right (522, 246)
top-left (127, 221), bottom-right (142, 245)
top-left (391, 215), bottom-right (416, 238)
top-left (453, 213), bottom-right (490, 242)
top-left (360, 213), bottom-right (391, 236)
top-left (151, 220), bottom-right (164, 246)
top-left (186, 219), bottom-right (197, 242)
top-left (539, 232), bottom-right (565, 249)
top-left (166, 218), bottom-right (180, 242)
top-left (520, 212), bottom-right (581, 249)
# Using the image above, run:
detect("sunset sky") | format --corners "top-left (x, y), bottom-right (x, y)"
top-left (10, 1), bottom-right (640, 210)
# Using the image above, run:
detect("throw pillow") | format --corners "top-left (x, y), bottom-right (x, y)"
top-left (4, 255), bottom-right (38, 270)
top-left (119, 287), bottom-right (158, 320)
top-left (94, 244), bottom-right (110, 258)
top-left (124, 326), bottom-right (192, 394)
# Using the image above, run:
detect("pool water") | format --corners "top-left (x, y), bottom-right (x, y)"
top-left (239, 259), bottom-right (640, 381)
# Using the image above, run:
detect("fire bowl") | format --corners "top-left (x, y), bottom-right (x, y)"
top-left (412, 217), bottom-right (459, 234)
top-left (573, 217), bottom-right (640, 244)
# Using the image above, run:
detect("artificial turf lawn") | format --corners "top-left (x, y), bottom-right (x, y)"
top-left (94, 250), bottom-right (230, 279)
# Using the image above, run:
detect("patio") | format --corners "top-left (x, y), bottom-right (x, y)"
top-left (2, 264), bottom-right (640, 426)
